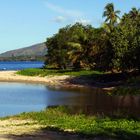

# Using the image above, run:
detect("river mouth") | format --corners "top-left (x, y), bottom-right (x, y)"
top-left (0, 82), bottom-right (140, 118)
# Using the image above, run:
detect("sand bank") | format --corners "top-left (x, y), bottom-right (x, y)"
top-left (0, 71), bottom-right (71, 86)
top-left (0, 71), bottom-right (116, 90)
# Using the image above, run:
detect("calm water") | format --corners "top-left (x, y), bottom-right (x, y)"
top-left (0, 61), bottom-right (44, 70)
top-left (0, 82), bottom-right (140, 117)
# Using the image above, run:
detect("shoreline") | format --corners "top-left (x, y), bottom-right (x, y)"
top-left (0, 71), bottom-right (70, 86)
top-left (0, 71), bottom-right (116, 90)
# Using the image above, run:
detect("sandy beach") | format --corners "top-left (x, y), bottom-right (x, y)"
top-left (0, 71), bottom-right (71, 87)
top-left (0, 71), bottom-right (116, 90)
top-left (0, 118), bottom-right (88, 140)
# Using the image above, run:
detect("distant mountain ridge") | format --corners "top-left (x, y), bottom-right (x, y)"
top-left (0, 43), bottom-right (47, 58)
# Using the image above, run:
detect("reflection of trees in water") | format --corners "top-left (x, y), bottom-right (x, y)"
top-left (116, 96), bottom-right (140, 115)
top-left (63, 95), bottom-right (140, 116)
top-left (45, 86), bottom-right (140, 117)
top-left (117, 96), bottom-right (135, 107)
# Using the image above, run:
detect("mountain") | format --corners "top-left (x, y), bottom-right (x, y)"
top-left (0, 43), bottom-right (47, 61)
top-left (0, 43), bottom-right (47, 58)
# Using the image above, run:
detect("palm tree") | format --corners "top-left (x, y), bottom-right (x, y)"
top-left (102, 3), bottom-right (120, 70)
top-left (103, 3), bottom-right (120, 28)
top-left (121, 8), bottom-right (140, 25)
top-left (129, 7), bottom-right (140, 19)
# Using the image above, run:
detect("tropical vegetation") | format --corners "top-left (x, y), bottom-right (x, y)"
top-left (45, 3), bottom-right (140, 72)
top-left (9, 3), bottom-right (140, 139)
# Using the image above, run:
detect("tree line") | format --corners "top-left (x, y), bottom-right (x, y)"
top-left (45, 3), bottom-right (140, 72)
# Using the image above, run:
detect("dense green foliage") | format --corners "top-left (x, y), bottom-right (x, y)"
top-left (45, 3), bottom-right (140, 72)
top-left (45, 24), bottom-right (97, 69)
top-left (11, 107), bottom-right (140, 139)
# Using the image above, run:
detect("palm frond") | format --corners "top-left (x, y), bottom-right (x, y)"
top-left (67, 42), bottom-right (82, 49)
top-left (115, 10), bottom-right (121, 14)
top-left (103, 11), bottom-right (108, 17)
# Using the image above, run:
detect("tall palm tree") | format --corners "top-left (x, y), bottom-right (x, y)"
top-left (103, 3), bottom-right (120, 27)
top-left (102, 3), bottom-right (120, 70)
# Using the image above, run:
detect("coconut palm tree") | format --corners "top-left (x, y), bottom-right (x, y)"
top-left (103, 3), bottom-right (120, 29)
top-left (129, 7), bottom-right (140, 19)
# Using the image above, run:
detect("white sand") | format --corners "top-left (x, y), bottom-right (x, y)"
top-left (0, 71), bottom-right (71, 86)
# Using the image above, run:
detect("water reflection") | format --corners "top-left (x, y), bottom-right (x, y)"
top-left (0, 82), bottom-right (140, 117)
top-left (48, 87), bottom-right (140, 117)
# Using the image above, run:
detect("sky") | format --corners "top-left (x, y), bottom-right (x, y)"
top-left (0, 0), bottom-right (140, 53)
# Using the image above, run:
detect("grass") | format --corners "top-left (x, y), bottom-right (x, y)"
top-left (9, 107), bottom-right (140, 139)
top-left (17, 68), bottom-right (103, 77)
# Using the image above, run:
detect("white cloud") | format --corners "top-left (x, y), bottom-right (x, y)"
top-left (44, 1), bottom-right (83, 18)
top-left (75, 19), bottom-right (91, 25)
top-left (52, 16), bottom-right (66, 23)
top-left (44, 1), bottom-right (92, 25)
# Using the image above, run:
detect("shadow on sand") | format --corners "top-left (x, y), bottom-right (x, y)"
top-left (2, 126), bottom-right (140, 140)
top-left (67, 70), bottom-right (140, 88)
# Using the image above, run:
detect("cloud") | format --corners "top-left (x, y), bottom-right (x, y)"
top-left (51, 16), bottom-right (66, 23)
top-left (44, 1), bottom-right (91, 25)
top-left (45, 1), bottom-right (83, 18)
top-left (75, 19), bottom-right (91, 25)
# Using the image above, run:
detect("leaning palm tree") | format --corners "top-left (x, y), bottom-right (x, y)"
top-left (103, 3), bottom-right (120, 29)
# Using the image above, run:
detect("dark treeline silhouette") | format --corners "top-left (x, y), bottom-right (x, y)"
top-left (45, 3), bottom-right (140, 72)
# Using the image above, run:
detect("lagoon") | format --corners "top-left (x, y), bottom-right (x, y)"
top-left (0, 82), bottom-right (140, 117)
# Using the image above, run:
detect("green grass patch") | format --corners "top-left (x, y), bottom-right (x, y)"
top-left (10, 107), bottom-right (140, 139)
top-left (17, 68), bottom-right (103, 77)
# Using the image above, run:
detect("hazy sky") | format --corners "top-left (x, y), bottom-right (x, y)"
top-left (0, 0), bottom-right (140, 53)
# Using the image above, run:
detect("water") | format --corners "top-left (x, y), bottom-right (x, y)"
top-left (0, 61), bottom-right (44, 70)
top-left (0, 82), bottom-right (140, 117)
